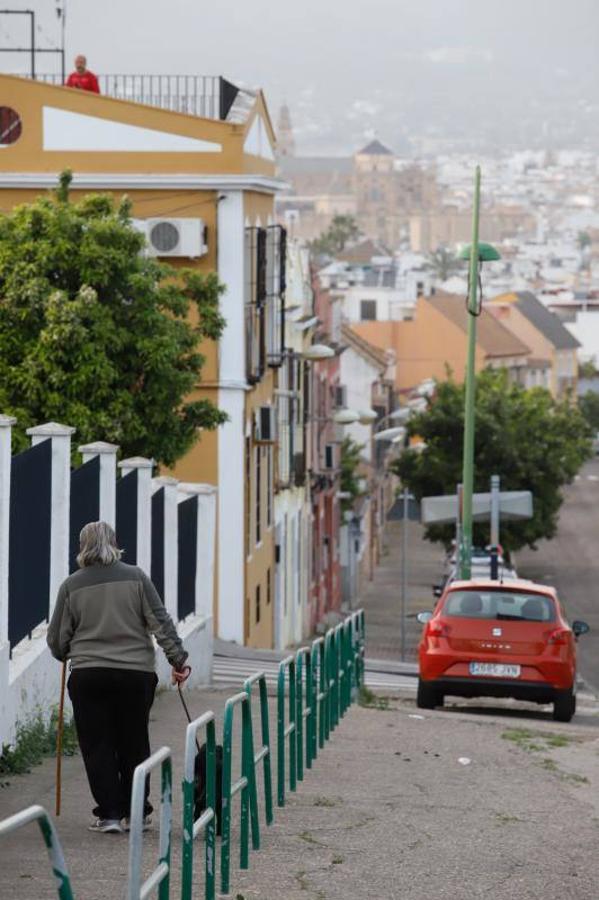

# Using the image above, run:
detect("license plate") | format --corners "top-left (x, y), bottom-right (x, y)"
top-left (469, 662), bottom-right (521, 678)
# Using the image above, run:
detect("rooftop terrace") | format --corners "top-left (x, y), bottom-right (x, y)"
top-left (19, 73), bottom-right (256, 122)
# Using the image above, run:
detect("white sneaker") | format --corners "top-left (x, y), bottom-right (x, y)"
top-left (122, 816), bottom-right (152, 832)
top-left (88, 818), bottom-right (123, 834)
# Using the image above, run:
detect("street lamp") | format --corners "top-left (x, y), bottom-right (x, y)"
top-left (374, 426), bottom-right (406, 442)
top-left (457, 167), bottom-right (501, 580)
top-left (357, 408), bottom-right (378, 424)
top-left (333, 408), bottom-right (360, 425)
top-left (301, 343), bottom-right (335, 360)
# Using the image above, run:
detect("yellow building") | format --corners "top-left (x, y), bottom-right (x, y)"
top-left (0, 74), bottom-right (285, 647)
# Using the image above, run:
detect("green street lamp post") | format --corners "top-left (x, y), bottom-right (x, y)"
top-left (457, 167), bottom-right (501, 580)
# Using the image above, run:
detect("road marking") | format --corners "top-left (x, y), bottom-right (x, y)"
top-left (587, 475), bottom-right (599, 482)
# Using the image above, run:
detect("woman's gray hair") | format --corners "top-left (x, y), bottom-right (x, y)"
top-left (77, 521), bottom-right (123, 567)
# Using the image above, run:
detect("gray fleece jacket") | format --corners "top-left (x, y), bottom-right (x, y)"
top-left (47, 561), bottom-right (188, 672)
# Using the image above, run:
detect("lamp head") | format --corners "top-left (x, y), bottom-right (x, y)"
top-left (458, 242), bottom-right (501, 262)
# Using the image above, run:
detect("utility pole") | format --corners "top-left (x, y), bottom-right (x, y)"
top-left (458, 167), bottom-right (481, 581)
top-left (400, 487), bottom-right (412, 661)
top-left (490, 474), bottom-right (500, 580)
top-left (457, 171), bottom-right (500, 580)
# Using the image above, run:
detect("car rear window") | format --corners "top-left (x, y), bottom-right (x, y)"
top-left (443, 590), bottom-right (556, 622)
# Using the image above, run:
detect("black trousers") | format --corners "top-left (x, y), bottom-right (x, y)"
top-left (68, 667), bottom-right (158, 820)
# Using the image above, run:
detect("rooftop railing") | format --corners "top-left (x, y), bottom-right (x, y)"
top-left (25, 73), bottom-right (247, 121)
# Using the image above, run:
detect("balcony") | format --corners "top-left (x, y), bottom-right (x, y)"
top-left (27, 73), bottom-right (253, 122)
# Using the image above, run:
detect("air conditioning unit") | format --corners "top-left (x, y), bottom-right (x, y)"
top-left (132, 218), bottom-right (208, 258)
top-left (254, 406), bottom-right (276, 443)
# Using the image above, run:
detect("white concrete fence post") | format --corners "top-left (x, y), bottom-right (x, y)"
top-left (78, 441), bottom-right (119, 528)
top-left (0, 415), bottom-right (16, 648)
top-left (153, 476), bottom-right (179, 623)
top-left (27, 422), bottom-right (75, 616)
top-left (178, 483), bottom-right (217, 622)
top-left (118, 457), bottom-right (154, 575)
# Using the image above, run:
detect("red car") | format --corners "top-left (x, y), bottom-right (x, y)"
top-left (417, 579), bottom-right (589, 722)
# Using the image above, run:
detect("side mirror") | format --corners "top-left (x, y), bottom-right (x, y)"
top-left (572, 620), bottom-right (590, 638)
top-left (433, 586), bottom-right (442, 598)
top-left (417, 611), bottom-right (433, 624)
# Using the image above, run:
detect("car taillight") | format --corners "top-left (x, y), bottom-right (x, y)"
top-left (547, 629), bottom-right (569, 645)
top-left (428, 620), bottom-right (451, 638)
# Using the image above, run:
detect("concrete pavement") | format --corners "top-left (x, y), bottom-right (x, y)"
top-left (361, 518), bottom-right (442, 663)
top-left (4, 510), bottom-right (599, 898)
top-left (4, 680), bottom-right (599, 899)
top-left (518, 457), bottom-right (599, 692)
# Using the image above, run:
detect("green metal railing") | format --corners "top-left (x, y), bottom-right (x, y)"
top-left (2, 610), bottom-right (365, 900)
top-left (181, 712), bottom-right (217, 900)
top-left (128, 746), bottom-right (173, 900)
top-left (220, 690), bottom-right (260, 896)
top-left (353, 609), bottom-right (366, 687)
top-left (243, 671), bottom-right (274, 827)
top-left (310, 637), bottom-right (327, 757)
top-left (0, 804), bottom-right (75, 900)
top-left (277, 654), bottom-right (297, 807)
top-left (325, 628), bottom-right (338, 733)
top-left (295, 646), bottom-right (313, 779)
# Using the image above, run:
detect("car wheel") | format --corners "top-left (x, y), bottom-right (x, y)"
top-left (417, 678), bottom-right (441, 709)
top-left (553, 688), bottom-right (576, 722)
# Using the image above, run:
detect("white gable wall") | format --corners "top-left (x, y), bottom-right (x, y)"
top-left (43, 107), bottom-right (223, 153)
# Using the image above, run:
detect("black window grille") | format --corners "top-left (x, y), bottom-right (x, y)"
top-left (69, 456), bottom-right (101, 574)
top-left (8, 440), bottom-right (51, 650)
top-left (255, 446), bottom-right (261, 545)
top-left (151, 487), bottom-right (165, 602)
top-left (245, 226), bottom-right (267, 384)
top-left (256, 583), bottom-right (261, 624)
top-left (360, 299), bottom-right (377, 321)
top-left (116, 469), bottom-right (138, 565)
top-left (266, 224), bottom-right (287, 367)
top-left (178, 495), bottom-right (197, 620)
top-left (245, 436), bottom-right (251, 557)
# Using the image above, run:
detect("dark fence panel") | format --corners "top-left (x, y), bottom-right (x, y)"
top-left (9, 440), bottom-right (52, 649)
top-left (69, 456), bottom-right (101, 573)
top-left (177, 495), bottom-right (197, 620)
top-left (116, 470), bottom-right (138, 565)
top-left (151, 488), bottom-right (165, 602)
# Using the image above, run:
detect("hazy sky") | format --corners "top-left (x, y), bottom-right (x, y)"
top-left (3, 0), bottom-right (599, 154)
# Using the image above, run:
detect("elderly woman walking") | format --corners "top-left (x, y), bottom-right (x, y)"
top-left (47, 521), bottom-right (190, 834)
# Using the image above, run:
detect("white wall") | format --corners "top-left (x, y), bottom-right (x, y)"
top-left (216, 190), bottom-right (246, 643)
top-left (0, 424), bottom-right (216, 747)
top-left (339, 285), bottom-right (415, 323)
top-left (340, 345), bottom-right (379, 460)
top-left (564, 311), bottom-right (599, 364)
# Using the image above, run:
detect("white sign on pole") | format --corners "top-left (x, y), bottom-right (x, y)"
top-left (421, 491), bottom-right (533, 525)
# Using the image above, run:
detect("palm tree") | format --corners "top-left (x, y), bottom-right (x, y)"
top-left (425, 246), bottom-right (462, 283)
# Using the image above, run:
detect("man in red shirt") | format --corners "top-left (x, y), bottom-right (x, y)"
top-left (66, 55), bottom-right (100, 93)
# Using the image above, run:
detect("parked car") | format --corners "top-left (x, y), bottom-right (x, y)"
top-left (433, 563), bottom-right (518, 598)
top-left (417, 579), bottom-right (589, 722)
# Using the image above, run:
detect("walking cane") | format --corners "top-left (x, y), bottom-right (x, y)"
top-left (55, 660), bottom-right (67, 817)
top-left (175, 671), bottom-right (201, 754)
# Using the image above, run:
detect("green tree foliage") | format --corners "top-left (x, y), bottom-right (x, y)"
top-left (392, 369), bottom-right (592, 552)
top-left (579, 391), bottom-right (599, 431)
top-left (425, 245), bottom-right (463, 283)
top-left (311, 215), bottom-right (360, 257)
top-left (0, 171), bottom-right (227, 466)
top-left (340, 436), bottom-right (365, 512)
top-left (578, 358), bottom-right (598, 379)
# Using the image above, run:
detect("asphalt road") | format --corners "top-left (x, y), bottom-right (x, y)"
top-left (518, 457), bottom-right (599, 692)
